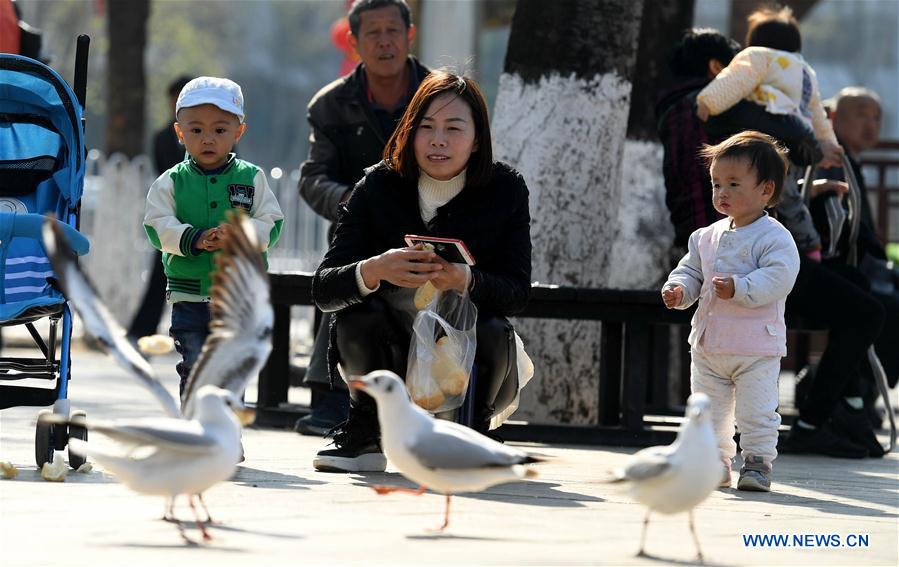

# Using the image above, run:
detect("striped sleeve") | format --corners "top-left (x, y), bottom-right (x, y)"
top-left (143, 172), bottom-right (194, 256)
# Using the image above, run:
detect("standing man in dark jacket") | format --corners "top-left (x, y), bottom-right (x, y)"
top-left (295, 0), bottom-right (429, 435)
top-left (127, 75), bottom-right (194, 342)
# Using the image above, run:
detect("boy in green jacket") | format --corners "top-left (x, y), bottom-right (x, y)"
top-left (143, 76), bottom-right (284, 396)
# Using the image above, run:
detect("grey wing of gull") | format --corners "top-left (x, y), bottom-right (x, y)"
top-left (408, 420), bottom-right (533, 470)
top-left (618, 447), bottom-right (673, 482)
top-left (42, 218), bottom-right (180, 418)
top-left (90, 421), bottom-right (220, 454)
top-left (181, 212), bottom-right (272, 418)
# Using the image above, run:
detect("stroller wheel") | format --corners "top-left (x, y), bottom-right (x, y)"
top-left (68, 410), bottom-right (88, 470)
top-left (35, 409), bottom-right (55, 468)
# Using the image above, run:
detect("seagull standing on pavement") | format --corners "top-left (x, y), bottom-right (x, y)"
top-left (610, 392), bottom-right (720, 562)
top-left (41, 211), bottom-right (266, 544)
top-left (58, 386), bottom-right (245, 542)
top-left (348, 370), bottom-right (542, 532)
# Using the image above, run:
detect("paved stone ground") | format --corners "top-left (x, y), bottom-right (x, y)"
top-left (1, 346), bottom-right (897, 566)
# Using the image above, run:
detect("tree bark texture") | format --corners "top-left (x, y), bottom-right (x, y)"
top-left (504, 0), bottom-right (641, 82)
top-left (626, 0), bottom-right (695, 141)
top-left (105, 0), bottom-right (148, 158)
top-left (492, 0), bottom-right (643, 424)
top-left (610, 0), bottom-right (696, 291)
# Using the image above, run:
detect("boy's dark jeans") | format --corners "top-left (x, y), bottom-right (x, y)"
top-left (169, 301), bottom-right (211, 397)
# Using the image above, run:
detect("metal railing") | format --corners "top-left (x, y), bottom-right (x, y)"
top-left (859, 139), bottom-right (899, 243)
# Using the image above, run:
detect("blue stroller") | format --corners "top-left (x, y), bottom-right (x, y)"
top-left (0, 37), bottom-right (92, 468)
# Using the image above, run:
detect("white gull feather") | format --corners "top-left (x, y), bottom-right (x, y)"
top-left (610, 392), bottom-right (720, 561)
top-left (41, 212), bottom-right (266, 543)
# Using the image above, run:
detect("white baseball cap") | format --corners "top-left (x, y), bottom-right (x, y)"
top-left (175, 76), bottom-right (245, 123)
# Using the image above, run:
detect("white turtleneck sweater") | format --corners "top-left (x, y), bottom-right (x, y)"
top-left (355, 170), bottom-right (470, 295)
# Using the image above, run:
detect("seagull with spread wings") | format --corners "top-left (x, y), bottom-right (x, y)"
top-left (41, 210), bottom-right (269, 544)
top-left (179, 213), bottom-right (273, 418)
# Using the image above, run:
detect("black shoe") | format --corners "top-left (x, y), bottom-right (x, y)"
top-left (294, 389), bottom-right (351, 437)
top-left (312, 413), bottom-right (385, 473)
top-left (831, 402), bottom-right (886, 458)
top-left (783, 421), bottom-right (868, 458)
top-left (865, 404), bottom-right (884, 431)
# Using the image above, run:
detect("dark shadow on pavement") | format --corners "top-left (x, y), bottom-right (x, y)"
top-left (349, 474), bottom-right (601, 508)
top-left (460, 480), bottom-right (603, 508)
top-left (725, 484), bottom-right (898, 518)
top-left (637, 550), bottom-right (722, 566)
top-left (207, 523), bottom-right (303, 540)
top-left (230, 465), bottom-right (326, 489)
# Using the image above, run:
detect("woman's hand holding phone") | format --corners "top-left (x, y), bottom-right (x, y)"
top-left (428, 254), bottom-right (468, 293)
top-left (360, 246), bottom-right (443, 289)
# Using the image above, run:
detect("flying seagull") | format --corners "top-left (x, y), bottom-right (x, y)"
top-left (348, 370), bottom-right (541, 532)
top-left (41, 210), bottom-right (266, 543)
top-left (47, 386), bottom-right (245, 542)
top-left (609, 392), bottom-right (720, 562)
top-left (179, 214), bottom-right (273, 418)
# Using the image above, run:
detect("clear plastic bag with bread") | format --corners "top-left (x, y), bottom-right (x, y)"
top-left (406, 282), bottom-right (477, 413)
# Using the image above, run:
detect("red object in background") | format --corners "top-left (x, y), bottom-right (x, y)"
top-left (330, 15), bottom-right (360, 77)
top-left (0, 0), bottom-right (22, 54)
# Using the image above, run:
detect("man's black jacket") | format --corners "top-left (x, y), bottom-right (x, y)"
top-left (299, 58), bottom-right (430, 222)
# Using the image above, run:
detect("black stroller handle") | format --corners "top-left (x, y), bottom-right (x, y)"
top-left (73, 35), bottom-right (90, 111)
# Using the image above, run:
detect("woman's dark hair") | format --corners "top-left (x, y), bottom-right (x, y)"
top-left (699, 130), bottom-right (789, 207)
top-left (384, 70), bottom-right (493, 188)
top-left (348, 0), bottom-right (411, 37)
top-left (667, 28), bottom-right (740, 78)
top-left (745, 6), bottom-right (801, 53)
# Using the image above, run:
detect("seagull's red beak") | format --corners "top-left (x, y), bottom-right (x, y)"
top-left (347, 377), bottom-right (367, 391)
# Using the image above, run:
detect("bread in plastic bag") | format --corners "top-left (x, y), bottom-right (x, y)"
top-left (406, 287), bottom-right (477, 413)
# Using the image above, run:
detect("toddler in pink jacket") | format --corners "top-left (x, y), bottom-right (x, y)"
top-left (662, 131), bottom-right (800, 493)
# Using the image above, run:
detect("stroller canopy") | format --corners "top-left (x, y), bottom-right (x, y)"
top-left (0, 54), bottom-right (85, 205)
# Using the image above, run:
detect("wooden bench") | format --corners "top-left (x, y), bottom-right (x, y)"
top-left (255, 272), bottom-right (696, 446)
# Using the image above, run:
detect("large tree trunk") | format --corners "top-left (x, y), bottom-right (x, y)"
top-left (105, 0), bottom-right (149, 157)
top-left (608, 0), bottom-right (695, 291)
top-left (619, 0), bottom-right (696, 411)
top-left (627, 0), bottom-right (695, 142)
top-left (492, 0), bottom-right (643, 424)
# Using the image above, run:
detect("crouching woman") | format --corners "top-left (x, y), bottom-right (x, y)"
top-left (311, 71), bottom-right (532, 473)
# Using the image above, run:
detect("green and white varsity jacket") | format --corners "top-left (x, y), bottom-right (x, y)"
top-left (143, 154), bottom-right (284, 302)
